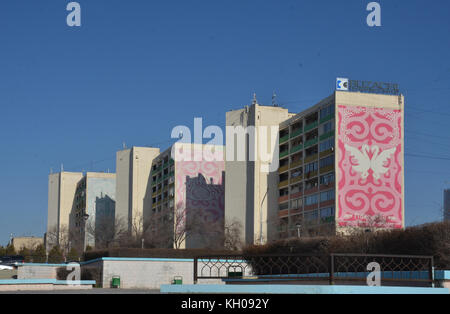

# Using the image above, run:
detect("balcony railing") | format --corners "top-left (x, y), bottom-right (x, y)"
top-left (291, 144), bottom-right (303, 154)
top-left (280, 150), bottom-right (289, 159)
top-left (290, 128), bottom-right (303, 139)
top-left (304, 121), bottom-right (318, 132)
top-left (304, 137), bottom-right (318, 149)
top-left (320, 130), bottom-right (335, 141)
top-left (319, 114), bottom-right (334, 124)
top-left (280, 134), bottom-right (290, 144)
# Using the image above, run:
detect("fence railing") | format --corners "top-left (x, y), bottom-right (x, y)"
top-left (194, 253), bottom-right (434, 286)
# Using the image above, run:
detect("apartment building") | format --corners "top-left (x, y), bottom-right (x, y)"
top-left (47, 171), bottom-right (84, 251)
top-left (115, 147), bottom-right (161, 235)
top-left (225, 100), bottom-right (294, 246)
top-left (147, 142), bottom-right (225, 249)
top-left (71, 172), bottom-right (116, 251)
top-left (277, 89), bottom-right (405, 238)
top-left (47, 171), bottom-right (116, 252)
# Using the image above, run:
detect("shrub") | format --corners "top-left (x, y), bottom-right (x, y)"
top-left (243, 222), bottom-right (450, 269)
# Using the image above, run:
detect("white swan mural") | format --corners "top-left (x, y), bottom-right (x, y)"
top-left (344, 144), bottom-right (397, 180)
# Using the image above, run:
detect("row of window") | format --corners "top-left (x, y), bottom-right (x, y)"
top-left (278, 207), bottom-right (336, 226)
top-left (279, 189), bottom-right (335, 210)
top-left (279, 172), bottom-right (335, 199)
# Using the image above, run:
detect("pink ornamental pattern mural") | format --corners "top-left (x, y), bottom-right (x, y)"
top-left (175, 157), bottom-right (225, 233)
top-left (337, 105), bottom-right (403, 229)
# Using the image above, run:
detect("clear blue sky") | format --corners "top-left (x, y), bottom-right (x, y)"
top-left (1, 0), bottom-right (449, 245)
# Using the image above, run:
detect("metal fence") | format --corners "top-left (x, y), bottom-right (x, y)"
top-left (194, 253), bottom-right (434, 286)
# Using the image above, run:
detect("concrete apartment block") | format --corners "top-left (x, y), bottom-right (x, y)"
top-left (225, 101), bottom-right (291, 246)
top-left (115, 147), bottom-right (161, 234)
top-left (47, 171), bottom-right (84, 250)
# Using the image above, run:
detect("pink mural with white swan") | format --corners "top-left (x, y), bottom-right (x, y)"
top-left (337, 105), bottom-right (404, 229)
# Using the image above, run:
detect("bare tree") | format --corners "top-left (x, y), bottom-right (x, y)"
top-left (46, 224), bottom-right (78, 255)
top-left (143, 208), bottom-right (225, 249)
top-left (223, 219), bottom-right (243, 251)
top-left (86, 216), bottom-right (128, 250)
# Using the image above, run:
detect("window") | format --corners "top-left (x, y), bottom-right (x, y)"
top-left (320, 190), bottom-right (335, 202)
top-left (305, 162), bottom-right (318, 174)
top-left (290, 183), bottom-right (302, 194)
top-left (291, 168), bottom-right (302, 178)
top-left (304, 178), bottom-right (318, 190)
top-left (320, 207), bottom-right (335, 223)
top-left (320, 173), bottom-right (335, 185)
top-left (279, 202), bottom-right (289, 211)
top-left (320, 121), bottom-right (334, 135)
top-left (304, 194), bottom-right (318, 206)
top-left (291, 198), bottom-right (303, 209)
top-left (319, 137), bottom-right (334, 152)
top-left (304, 210), bottom-right (318, 223)
top-left (319, 155), bottom-right (334, 168)
top-left (279, 188), bottom-right (289, 197)
top-left (320, 104), bottom-right (335, 119)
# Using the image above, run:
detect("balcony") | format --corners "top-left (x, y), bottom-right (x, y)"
top-left (290, 176), bottom-right (302, 184)
top-left (304, 138), bottom-right (318, 149)
top-left (304, 170), bottom-right (318, 179)
top-left (319, 148), bottom-right (334, 158)
top-left (279, 164), bottom-right (289, 173)
top-left (278, 180), bottom-right (289, 188)
top-left (304, 154), bottom-right (318, 164)
top-left (304, 121), bottom-right (318, 132)
top-left (320, 164), bottom-right (335, 174)
top-left (279, 150), bottom-right (289, 159)
top-left (320, 130), bottom-right (335, 141)
top-left (290, 128), bottom-right (302, 139)
top-left (280, 134), bottom-right (290, 144)
top-left (290, 144), bottom-right (303, 154)
top-left (320, 114), bottom-right (334, 124)
top-left (151, 166), bottom-right (162, 175)
top-left (290, 160), bottom-right (302, 169)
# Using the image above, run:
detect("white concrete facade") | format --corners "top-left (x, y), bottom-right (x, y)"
top-left (47, 172), bottom-right (84, 250)
top-left (115, 147), bottom-right (161, 234)
top-left (225, 103), bottom-right (291, 246)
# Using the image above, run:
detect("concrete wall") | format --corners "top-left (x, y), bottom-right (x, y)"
top-left (82, 258), bottom-right (226, 289)
top-left (115, 147), bottom-right (160, 234)
top-left (115, 149), bottom-right (132, 229)
top-left (17, 264), bottom-right (62, 280)
top-left (225, 103), bottom-right (290, 246)
top-left (47, 172), bottom-right (84, 249)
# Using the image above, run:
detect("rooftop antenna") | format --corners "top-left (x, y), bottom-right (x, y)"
top-left (272, 91), bottom-right (278, 107)
top-left (123, 142), bottom-right (127, 149)
top-left (50, 168), bottom-right (53, 174)
top-left (252, 93), bottom-right (258, 106)
top-left (61, 164), bottom-right (64, 172)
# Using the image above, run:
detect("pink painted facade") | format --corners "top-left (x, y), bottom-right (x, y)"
top-left (336, 105), bottom-right (404, 229)
top-left (174, 155), bottom-right (225, 238)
